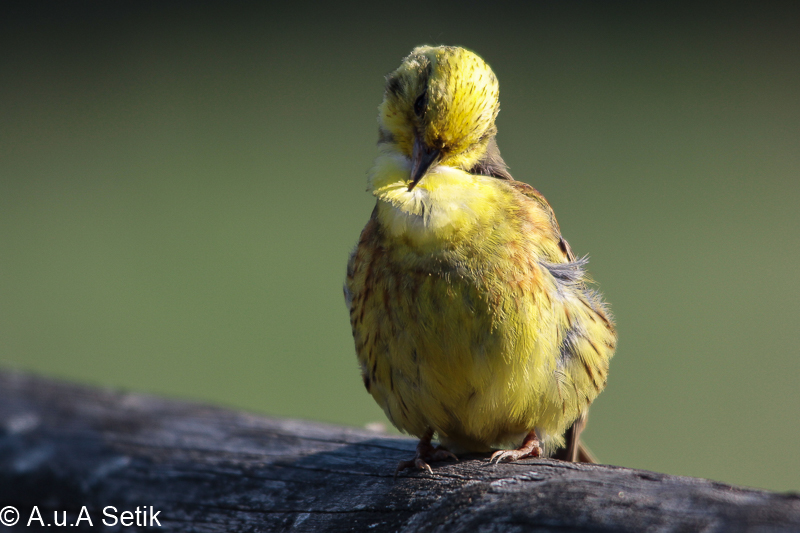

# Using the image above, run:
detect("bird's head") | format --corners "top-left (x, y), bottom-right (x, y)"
top-left (377, 45), bottom-right (500, 190)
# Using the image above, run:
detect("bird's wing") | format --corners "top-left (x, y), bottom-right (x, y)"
top-left (505, 180), bottom-right (602, 464)
top-left (469, 142), bottom-right (608, 463)
top-left (505, 179), bottom-right (576, 264)
top-left (469, 140), bottom-right (576, 263)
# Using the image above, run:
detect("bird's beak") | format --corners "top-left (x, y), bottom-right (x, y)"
top-left (408, 135), bottom-right (441, 191)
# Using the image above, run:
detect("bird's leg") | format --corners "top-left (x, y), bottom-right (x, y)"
top-left (395, 429), bottom-right (458, 476)
top-left (490, 430), bottom-right (542, 464)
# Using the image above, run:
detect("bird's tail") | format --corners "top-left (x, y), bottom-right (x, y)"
top-left (553, 410), bottom-right (598, 463)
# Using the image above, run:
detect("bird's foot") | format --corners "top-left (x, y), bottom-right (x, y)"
top-left (490, 431), bottom-right (542, 464)
top-left (396, 433), bottom-right (458, 476)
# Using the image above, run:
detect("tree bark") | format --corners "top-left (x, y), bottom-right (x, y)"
top-left (0, 371), bottom-right (797, 532)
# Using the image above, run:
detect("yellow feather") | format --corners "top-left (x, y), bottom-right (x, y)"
top-left (345, 46), bottom-right (616, 459)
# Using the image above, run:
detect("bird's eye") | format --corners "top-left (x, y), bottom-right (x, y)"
top-left (414, 92), bottom-right (426, 117)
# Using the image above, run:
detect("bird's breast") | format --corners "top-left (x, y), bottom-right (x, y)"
top-left (369, 154), bottom-right (511, 251)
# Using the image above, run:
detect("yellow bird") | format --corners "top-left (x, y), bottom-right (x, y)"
top-left (344, 45), bottom-right (616, 472)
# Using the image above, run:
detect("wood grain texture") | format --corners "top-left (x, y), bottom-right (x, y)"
top-left (0, 371), bottom-right (797, 532)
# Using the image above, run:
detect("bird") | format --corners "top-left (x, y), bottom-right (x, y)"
top-left (344, 45), bottom-right (616, 473)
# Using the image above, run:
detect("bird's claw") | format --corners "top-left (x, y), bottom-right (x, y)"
top-left (395, 457), bottom-right (434, 476)
top-left (489, 431), bottom-right (542, 464)
top-left (429, 446), bottom-right (458, 463)
top-left (490, 445), bottom-right (542, 464)
top-left (395, 443), bottom-right (458, 477)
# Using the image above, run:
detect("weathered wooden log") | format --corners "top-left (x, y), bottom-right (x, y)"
top-left (0, 371), bottom-right (797, 532)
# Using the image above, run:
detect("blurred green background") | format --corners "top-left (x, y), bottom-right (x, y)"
top-left (1, 2), bottom-right (798, 491)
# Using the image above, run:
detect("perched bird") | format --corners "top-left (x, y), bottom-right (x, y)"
top-left (344, 45), bottom-right (616, 473)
